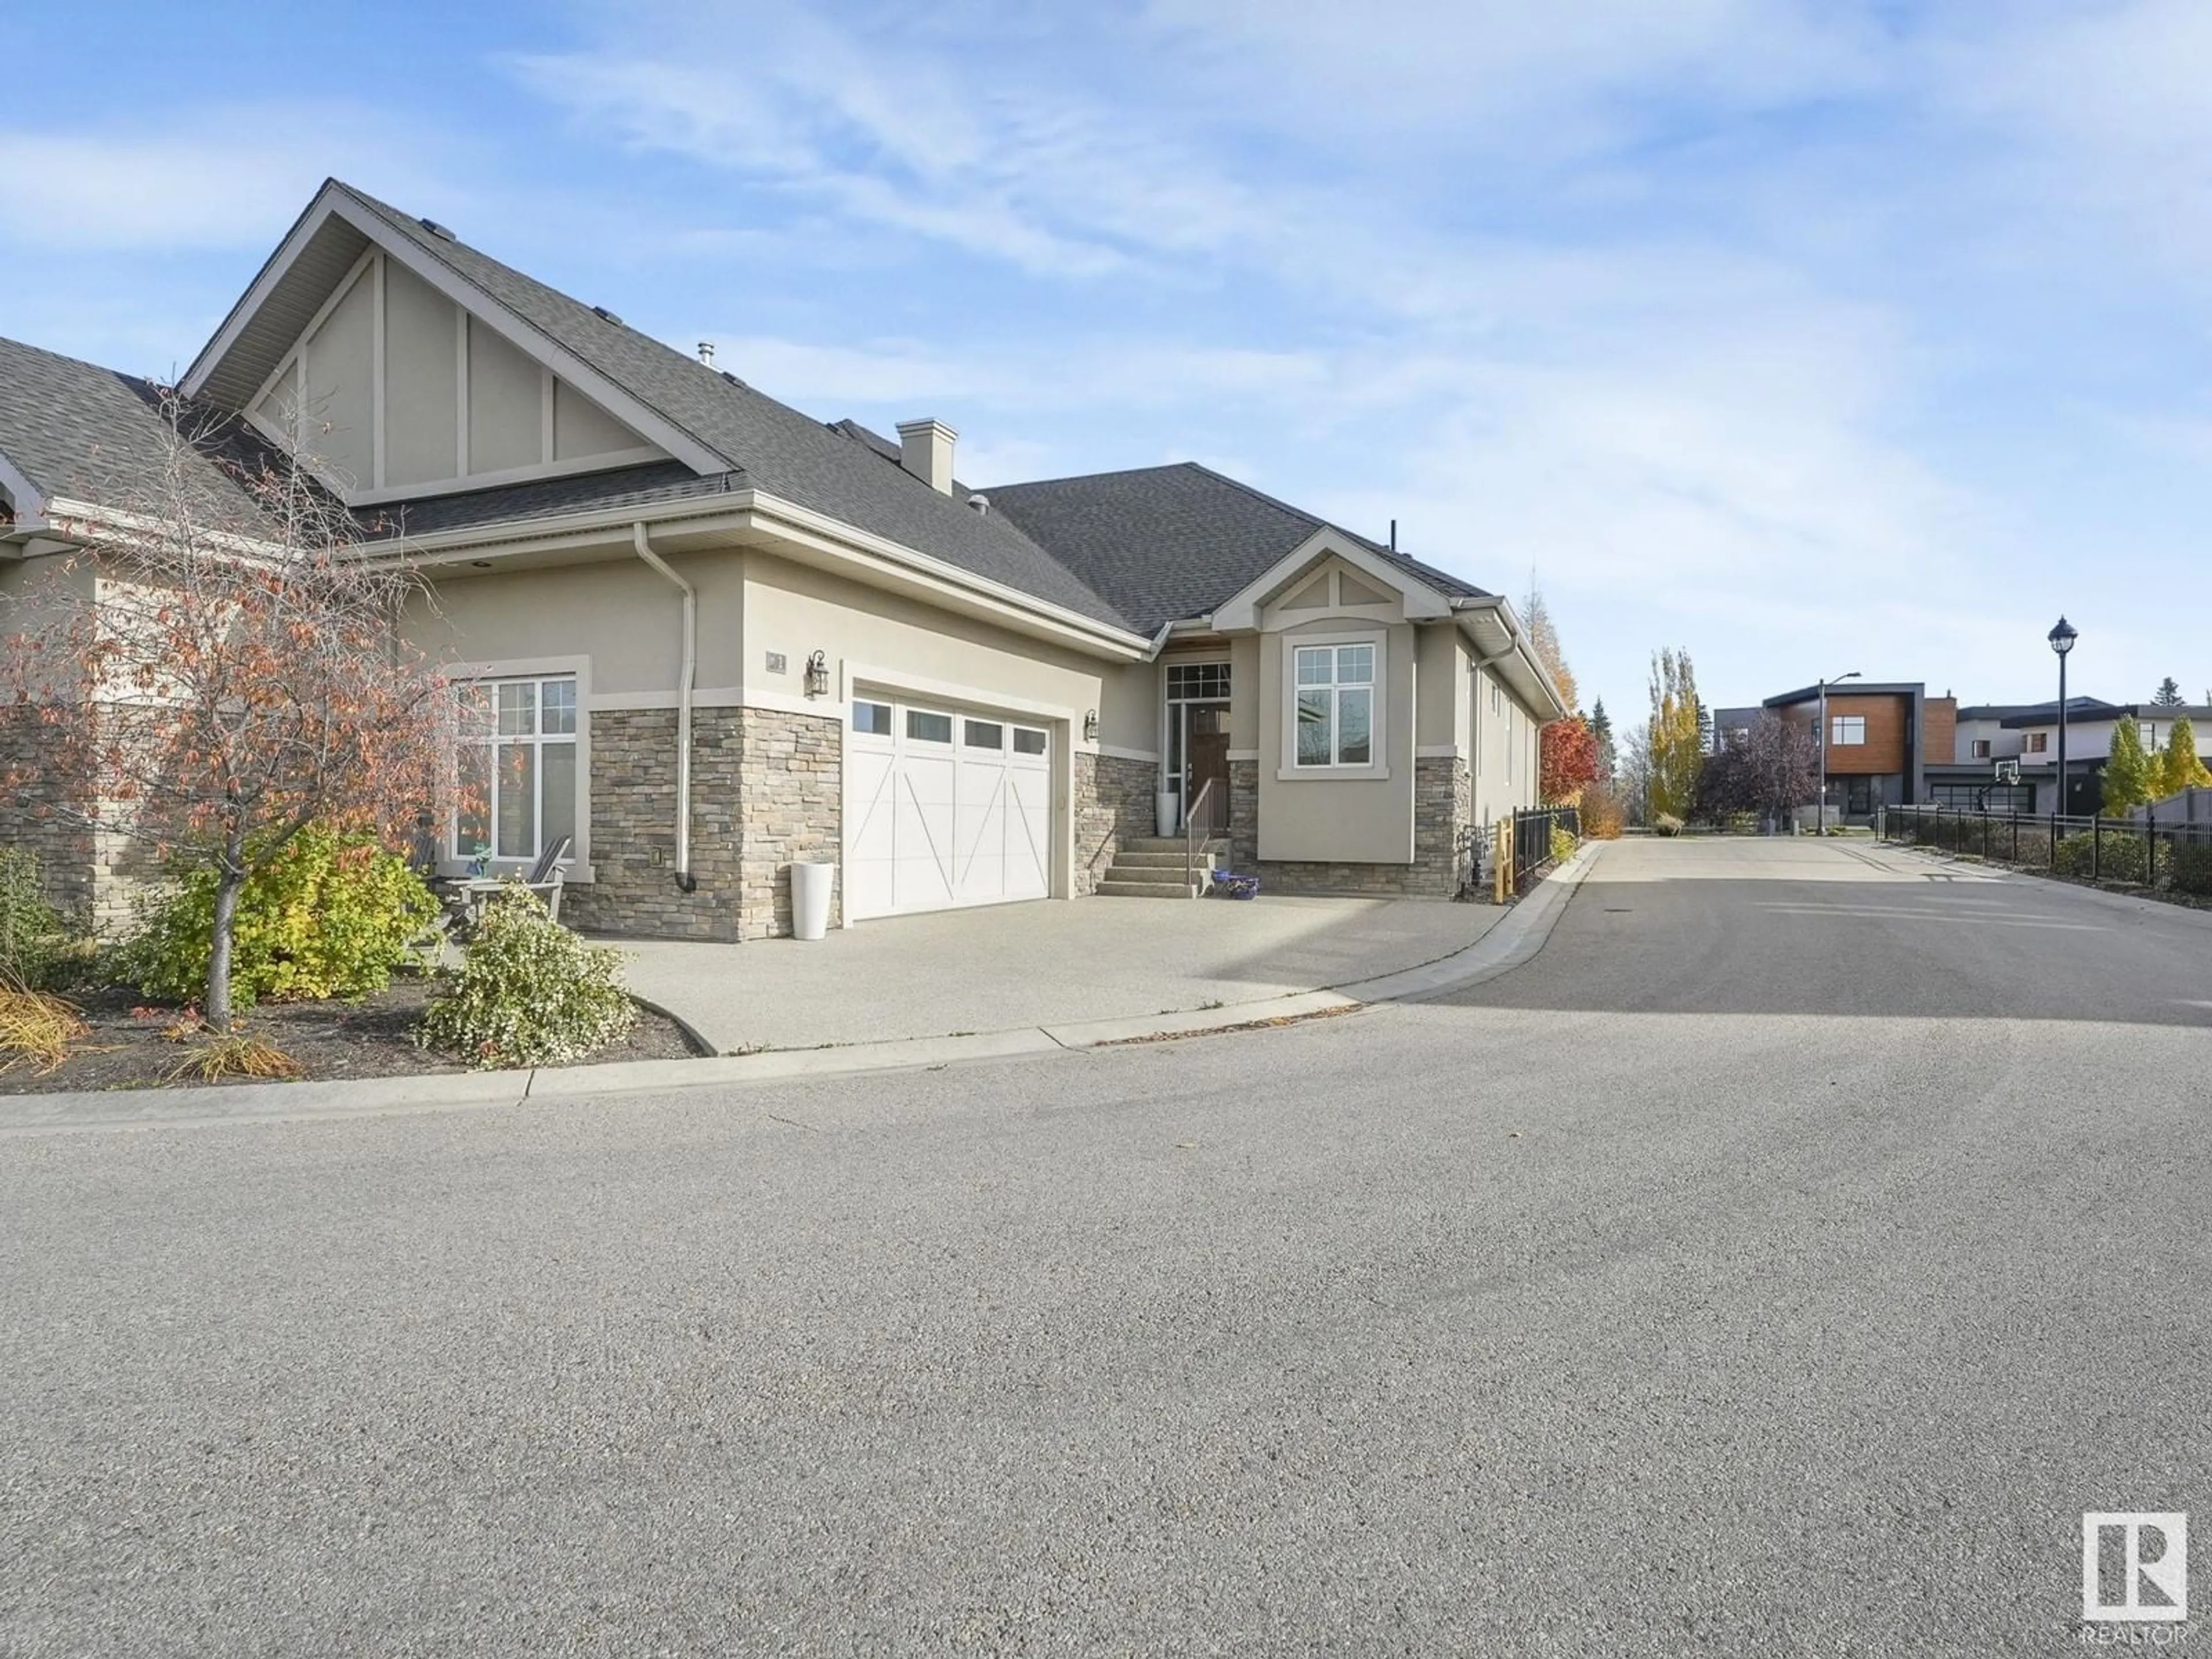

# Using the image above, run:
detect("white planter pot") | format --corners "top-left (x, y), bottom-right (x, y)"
top-left (1156, 790), bottom-right (1181, 838)
top-left (790, 859), bottom-right (835, 941)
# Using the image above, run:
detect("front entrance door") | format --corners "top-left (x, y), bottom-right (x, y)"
top-left (1185, 703), bottom-right (1230, 834)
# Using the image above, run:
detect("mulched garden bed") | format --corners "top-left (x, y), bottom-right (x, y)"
top-left (0, 978), bottom-right (702, 1094)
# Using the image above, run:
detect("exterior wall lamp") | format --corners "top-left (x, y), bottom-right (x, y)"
top-left (804, 650), bottom-right (830, 699)
top-left (1084, 709), bottom-right (1100, 743)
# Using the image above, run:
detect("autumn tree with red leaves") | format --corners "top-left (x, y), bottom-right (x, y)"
top-left (1541, 714), bottom-right (1600, 804)
top-left (0, 395), bottom-right (461, 1030)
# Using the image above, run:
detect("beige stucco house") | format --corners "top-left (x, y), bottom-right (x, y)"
top-left (0, 179), bottom-right (1566, 940)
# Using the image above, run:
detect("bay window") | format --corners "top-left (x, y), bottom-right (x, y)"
top-left (456, 675), bottom-right (578, 861)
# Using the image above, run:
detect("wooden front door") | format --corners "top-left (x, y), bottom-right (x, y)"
top-left (1186, 703), bottom-right (1230, 834)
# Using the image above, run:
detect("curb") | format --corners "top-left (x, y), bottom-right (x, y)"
top-left (1, 844), bottom-right (1601, 1134)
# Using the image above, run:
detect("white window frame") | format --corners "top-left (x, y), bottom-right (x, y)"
top-left (1831, 714), bottom-right (1867, 746)
top-left (454, 670), bottom-right (581, 866)
top-left (2140, 720), bottom-right (2158, 747)
top-left (1281, 632), bottom-right (1386, 779)
top-left (2025, 731), bottom-right (2049, 754)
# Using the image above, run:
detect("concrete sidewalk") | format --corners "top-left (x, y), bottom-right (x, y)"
top-left (612, 895), bottom-right (1510, 1055)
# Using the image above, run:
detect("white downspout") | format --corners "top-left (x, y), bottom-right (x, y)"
top-left (631, 521), bottom-right (698, 893)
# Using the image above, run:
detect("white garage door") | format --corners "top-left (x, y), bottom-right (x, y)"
top-left (846, 696), bottom-right (1054, 921)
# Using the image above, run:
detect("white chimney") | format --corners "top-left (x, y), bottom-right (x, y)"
top-left (896, 418), bottom-right (957, 495)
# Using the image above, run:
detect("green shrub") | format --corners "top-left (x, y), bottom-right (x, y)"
top-left (1550, 823), bottom-right (1577, 865)
top-left (2171, 840), bottom-right (2212, 896)
top-left (121, 824), bottom-right (438, 1009)
top-left (1654, 813), bottom-right (1684, 838)
top-left (0, 847), bottom-right (64, 990)
top-left (2054, 828), bottom-right (2149, 883)
top-left (418, 884), bottom-right (635, 1069)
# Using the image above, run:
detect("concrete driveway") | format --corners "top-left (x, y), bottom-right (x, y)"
top-left (612, 894), bottom-right (1506, 1054)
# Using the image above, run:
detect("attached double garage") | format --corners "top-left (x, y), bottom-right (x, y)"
top-left (842, 691), bottom-right (1058, 921)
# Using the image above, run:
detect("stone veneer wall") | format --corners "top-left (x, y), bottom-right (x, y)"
top-left (734, 707), bottom-right (842, 941)
top-left (0, 709), bottom-right (166, 937)
top-left (560, 704), bottom-right (842, 942)
top-left (1073, 753), bottom-right (1157, 895)
top-left (561, 707), bottom-right (744, 940)
top-left (1224, 755), bottom-right (1471, 898)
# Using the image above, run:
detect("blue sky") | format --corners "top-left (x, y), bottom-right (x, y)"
top-left (6, 1), bottom-right (2211, 730)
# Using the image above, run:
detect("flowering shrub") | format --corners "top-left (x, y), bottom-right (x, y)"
top-left (417, 884), bottom-right (635, 1069)
top-left (122, 824), bottom-right (437, 1009)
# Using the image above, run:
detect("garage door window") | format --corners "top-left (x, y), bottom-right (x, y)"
top-left (1013, 728), bottom-right (1047, 756)
top-left (853, 700), bottom-right (892, 736)
top-left (907, 710), bottom-right (953, 744)
top-left (964, 720), bottom-right (1004, 749)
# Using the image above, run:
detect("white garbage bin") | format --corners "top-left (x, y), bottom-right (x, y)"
top-left (1157, 789), bottom-right (1181, 838)
top-left (790, 859), bottom-right (835, 941)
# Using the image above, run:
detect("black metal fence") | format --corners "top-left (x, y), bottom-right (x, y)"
top-left (1492, 804), bottom-right (1580, 897)
top-left (1882, 804), bottom-right (2212, 895)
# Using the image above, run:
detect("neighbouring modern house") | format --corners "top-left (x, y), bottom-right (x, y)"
top-left (1760, 682), bottom-right (1956, 823)
top-left (1994, 699), bottom-right (2212, 816)
top-left (0, 179), bottom-right (1566, 940)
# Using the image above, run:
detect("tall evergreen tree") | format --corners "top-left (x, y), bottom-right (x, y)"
top-left (1589, 698), bottom-right (1616, 783)
top-left (2102, 717), bottom-right (2157, 813)
top-left (1520, 578), bottom-right (1578, 713)
top-left (2152, 676), bottom-right (2184, 707)
top-left (2158, 716), bottom-right (2211, 798)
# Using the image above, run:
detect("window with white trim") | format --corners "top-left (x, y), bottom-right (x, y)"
top-left (456, 675), bottom-right (577, 861)
top-left (1831, 715), bottom-right (1866, 745)
top-left (2025, 731), bottom-right (2048, 753)
top-left (1294, 643), bottom-right (1375, 767)
top-left (1971, 738), bottom-right (1991, 758)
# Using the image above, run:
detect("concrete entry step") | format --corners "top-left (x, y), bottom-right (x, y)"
top-left (1096, 877), bottom-right (1209, 899)
top-left (1120, 836), bottom-right (1231, 855)
top-left (1111, 849), bottom-right (1226, 870)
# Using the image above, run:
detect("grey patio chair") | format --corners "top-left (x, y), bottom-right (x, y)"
top-left (516, 835), bottom-right (572, 922)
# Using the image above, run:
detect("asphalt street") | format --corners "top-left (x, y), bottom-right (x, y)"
top-left (3, 838), bottom-right (2206, 1656)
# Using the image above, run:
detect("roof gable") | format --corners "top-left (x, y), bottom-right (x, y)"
top-left (987, 461), bottom-right (1487, 634)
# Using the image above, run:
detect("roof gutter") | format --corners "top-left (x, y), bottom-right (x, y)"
top-left (1453, 594), bottom-right (1570, 722)
top-left (384, 486), bottom-right (1151, 663)
top-left (631, 521), bottom-right (698, 895)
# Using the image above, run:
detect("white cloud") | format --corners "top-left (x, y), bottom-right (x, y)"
top-left (0, 113), bottom-right (464, 250)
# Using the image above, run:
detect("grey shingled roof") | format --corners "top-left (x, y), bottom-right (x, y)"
top-left (984, 462), bottom-right (1489, 635)
top-left (0, 335), bottom-right (275, 525)
top-left (363, 461), bottom-right (737, 539)
top-left (328, 184), bottom-right (1128, 630)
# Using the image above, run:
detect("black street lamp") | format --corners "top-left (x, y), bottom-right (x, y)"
top-left (2048, 616), bottom-right (2078, 817)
